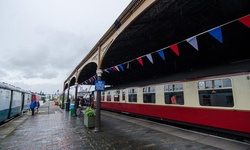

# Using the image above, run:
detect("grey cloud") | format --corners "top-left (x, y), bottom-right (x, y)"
top-left (0, 0), bottom-right (131, 93)
top-left (0, 69), bottom-right (7, 78)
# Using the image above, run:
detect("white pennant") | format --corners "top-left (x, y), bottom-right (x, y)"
top-left (127, 62), bottom-right (130, 69)
top-left (146, 54), bottom-right (154, 64)
top-left (115, 66), bottom-right (120, 71)
top-left (186, 36), bottom-right (199, 51)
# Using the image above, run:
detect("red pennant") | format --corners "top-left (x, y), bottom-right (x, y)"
top-left (112, 67), bottom-right (117, 71)
top-left (238, 15), bottom-right (250, 28)
top-left (137, 57), bottom-right (143, 66)
top-left (170, 44), bottom-right (179, 56)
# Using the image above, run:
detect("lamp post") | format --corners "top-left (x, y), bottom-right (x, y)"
top-left (74, 83), bottom-right (78, 116)
top-left (94, 68), bottom-right (103, 132)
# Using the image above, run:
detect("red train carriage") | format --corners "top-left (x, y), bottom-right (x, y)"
top-left (94, 72), bottom-right (250, 138)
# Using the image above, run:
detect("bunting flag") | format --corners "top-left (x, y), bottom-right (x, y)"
top-left (209, 27), bottom-right (223, 43)
top-left (115, 66), bottom-right (120, 71)
top-left (104, 69), bottom-right (110, 73)
top-left (119, 64), bottom-right (124, 71)
top-left (157, 50), bottom-right (165, 61)
top-left (112, 67), bottom-right (117, 71)
top-left (170, 44), bottom-right (180, 56)
top-left (108, 68), bottom-right (113, 72)
top-left (126, 62), bottom-right (130, 69)
top-left (186, 36), bottom-right (199, 51)
top-left (101, 15), bottom-right (245, 75)
top-left (238, 15), bottom-right (250, 28)
top-left (146, 54), bottom-right (154, 64)
top-left (137, 57), bottom-right (143, 66)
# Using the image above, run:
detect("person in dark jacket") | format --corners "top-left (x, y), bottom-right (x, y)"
top-left (30, 101), bottom-right (36, 116)
top-left (36, 100), bottom-right (40, 113)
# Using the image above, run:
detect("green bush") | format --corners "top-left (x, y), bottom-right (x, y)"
top-left (84, 107), bottom-right (95, 117)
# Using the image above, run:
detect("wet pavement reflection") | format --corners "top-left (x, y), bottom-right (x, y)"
top-left (0, 102), bottom-right (223, 150)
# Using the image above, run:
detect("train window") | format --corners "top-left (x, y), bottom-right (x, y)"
top-left (122, 90), bottom-right (125, 101)
top-left (198, 78), bottom-right (234, 107)
top-left (199, 89), bottom-right (234, 107)
top-left (214, 79), bottom-right (222, 88)
top-left (6, 90), bottom-right (10, 99)
top-left (199, 78), bottom-right (232, 89)
top-left (106, 92), bottom-right (111, 101)
top-left (0, 89), bottom-right (11, 110)
top-left (205, 80), bottom-right (213, 89)
top-left (128, 88), bottom-right (137, 102)
top-left (164, 84), bottom-right (184, 105)
top-left (174, 84), bottom-right (183, 90)
top-left (223, 78), bottom-right (232, 87)
top-left (114, 90), bottom-right (120, 102)
top-left (101, 92), bottom-right (105, 101)
top-left (164, 92), bottom-right (184, 105)
top-left (143, 87), bottom-right (155, 93)
top-left (143, 86), bottom-right (155, 103)
top-left (128, 88), bottom-right (137, 93)
top-left (198, 81), bottom-right (205, 89)
top-left (164, 84), bottom-right (183, 91)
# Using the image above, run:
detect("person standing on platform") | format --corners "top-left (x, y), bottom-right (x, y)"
top-left (29, 101), bottom-right (36, 116)
top-left (36, 100), bottom-right (40, 113)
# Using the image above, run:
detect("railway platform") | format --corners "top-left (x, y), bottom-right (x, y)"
top-left (0, 101), bottom-right (249, 150)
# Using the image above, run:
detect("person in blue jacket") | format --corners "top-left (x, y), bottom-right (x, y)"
top-left (30, 101), bottom-right (37, 116)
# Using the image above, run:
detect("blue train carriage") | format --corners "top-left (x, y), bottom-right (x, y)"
top-left (0, 82), bottom-right (12, 123)
top-left (9, 86), bottom-right (23, 118)
top-left (21, 89), bottom-right (32, 112)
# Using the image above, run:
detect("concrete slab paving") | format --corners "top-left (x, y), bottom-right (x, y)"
top-left (0, 102), bottom-right (249, 150)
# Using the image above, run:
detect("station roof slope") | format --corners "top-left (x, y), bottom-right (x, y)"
top-left (101, 0), bottom-right (250, 87)
top-left (68, 0), bottom-right (250, 88)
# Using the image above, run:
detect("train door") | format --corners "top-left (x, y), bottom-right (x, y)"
top-left (0, 88), bottom-right (11, 123)
top-left (9, 91), bottom-right (22, 117)
top-left (23, 93), bottom-right (31, 112)
top-left (21, 93), bottom-right (25, 112)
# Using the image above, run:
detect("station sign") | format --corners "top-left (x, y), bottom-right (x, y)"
top-left (95, 80), bottom-right (105, 91)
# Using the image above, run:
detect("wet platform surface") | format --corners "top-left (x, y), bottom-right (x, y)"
top-left (0, 101), bottom-right (250, 150)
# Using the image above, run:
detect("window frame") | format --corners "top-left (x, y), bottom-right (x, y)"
top-left (198, 78), bottom-right (234, 107)
top-left (164, 84), bottom-right (184, 105)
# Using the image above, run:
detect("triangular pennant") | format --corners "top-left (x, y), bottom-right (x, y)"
top-left (170, 44), bottom-right (180, 56)
top-left (118, 64), bottom-right (124, 71)
top-left (157, 50), bottom-right (165, 61)
top-left (186, 36), bottom-right (199, 51)
top-left (146, 54), bottom-right (154, 64)
top-left (104, 69), bottom-right (110, 73)
top-left (115, 66), bottom-right (120, 71)
top-left (126, 62), bottom-right (130, 69)
top-left (208, 27), bottom-right (223, 43)
top-left (137, 57), bottom-right (143, 66)
top-left (238, 15), bottom-right (250, 28)
top-left (112, 67), bottom-right (117, 71)
top-left (108, 68), bottom-right (113, 72)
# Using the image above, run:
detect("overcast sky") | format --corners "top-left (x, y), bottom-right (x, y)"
top-left (0, 0), bottom-right (131, 94)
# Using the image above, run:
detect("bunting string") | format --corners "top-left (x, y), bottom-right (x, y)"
top-left (82, 14), bottom-right (249, 84)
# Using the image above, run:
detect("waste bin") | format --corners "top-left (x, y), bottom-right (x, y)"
top-left (65, 102), bottom-right (70, 111)
top-left (70, 104), bottom-right (75, 116)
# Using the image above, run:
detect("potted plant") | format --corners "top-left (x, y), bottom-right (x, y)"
top-left (84, 107), bottom-right (95, 128)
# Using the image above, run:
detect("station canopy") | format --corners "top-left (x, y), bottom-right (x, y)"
top-left (83, 0), bottom-right (250, 88)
